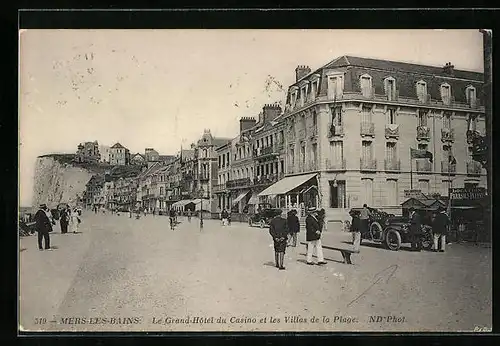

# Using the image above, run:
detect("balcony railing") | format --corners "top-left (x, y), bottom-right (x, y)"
top-left (325, 158), bottom-right (346, 171)
top-left (441, 161), bottom-right (457, 174)
top-left (385, 124), bottom-right (400, 139)
top-left (441, 128), bottom-right (455, 142)
top-left (253, 173), bottom-right (284, 186)
top-left (226, 178), bottom-right (252, 189)
top-left (328, 124), bottom-right (344, 138)
top-left (416, 126), bottom-right (430, 140)
top-left (360, 158), bottom-right (377, 171)
top-left (360, 122), bottom-right (375, 136)
top-left (384, 159), bottom-right (401, 172)
top-left (416, 159), bottom-right (432, 172)
top-left (467, 161), bottom-right (482, 175)
top-left (213, 183), bottom-right (227, 193)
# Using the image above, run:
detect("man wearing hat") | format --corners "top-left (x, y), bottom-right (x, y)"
top-left (432, 205), bottom-right (450, 252)
top-left (305, 207), bottom-right (326, 265)
top-left (409, 207), bottom-right (422, 252)
top-left (268, 209), bottom-right (288, 270)
top-left (34, 204), bottom-right (55, 251)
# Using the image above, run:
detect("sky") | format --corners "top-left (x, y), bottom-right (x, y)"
top-left (19, 29), bottom-right (484, 206)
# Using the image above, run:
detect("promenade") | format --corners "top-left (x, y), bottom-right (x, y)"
top-left (19, 211), bottom-right (492, 332)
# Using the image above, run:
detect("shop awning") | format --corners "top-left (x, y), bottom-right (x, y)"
top-left (232, 190), bottom-right (250, 205)
top-left (191, 198), bottom-right (210, 211)
top-left (172, 200), bottom-right (193, 208)
top-left (258, 173), bottom-right (317, 197)
top-left (247, 195), bottom-right (259, 205)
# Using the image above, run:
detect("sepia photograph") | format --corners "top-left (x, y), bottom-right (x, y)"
top-left (18, 28), bottom-right (492, 333)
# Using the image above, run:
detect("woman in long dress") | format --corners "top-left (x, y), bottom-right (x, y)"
top-left (70, 208), bottom-right (81, 233)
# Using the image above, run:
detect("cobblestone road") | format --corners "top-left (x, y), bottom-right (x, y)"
top-left (19, 211), bottom-right (492, 332)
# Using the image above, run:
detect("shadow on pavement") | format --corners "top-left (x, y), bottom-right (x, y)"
top-left (263, 261), bottom-right (277, 267)
top-left (297, 257), bottom-right (344, 265)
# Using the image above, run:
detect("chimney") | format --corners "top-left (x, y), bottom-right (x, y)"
top-left (240, 117), bottom-right (257, 133)
top-left (443, 62), bottom-right (454, 75)
top-left (295, 65), bottom-right (312, 82)
top-left (262, 103), bottom-right (282, 124)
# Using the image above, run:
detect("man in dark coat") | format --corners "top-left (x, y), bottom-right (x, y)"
top-left (349, 209), bottom-right (362, 252)
top-left (409, 207), bottom-right (422, 251)
top-left (59, 207), bottom-right (69, 234)
top-left (286, 210), bottom-right (300, 247)
top-left (269, 209), bottom-right (288, 270)
top-left (34, 204), bottom-right (54, 251)
top-left (305, 207), bottom-right (326, 265)
top-left (432, 206), bottom-right (450, 252)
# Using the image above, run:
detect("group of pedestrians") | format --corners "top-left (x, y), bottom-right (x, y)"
top-left (220, 209), bottom-right (232, 226)
top-left (269, 207), bottom-right (327, 270)
top-left (33, 203), bottom-right (82, 251)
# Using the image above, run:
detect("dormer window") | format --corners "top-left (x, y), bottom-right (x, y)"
top-left (300, 84), bottom-right (309, 107)
top-left (384, 77), bottom-right (397, 101)
top-left (440, 83), bottom-right (452, 105)
top-left (360, 74), bottom-right (373, 98)
top-left (466, 85), bottom-right (477, 107)
top-left (327, 73), bottom-right (344, 100)
top-left (416, 80), bottom-right (427, 102)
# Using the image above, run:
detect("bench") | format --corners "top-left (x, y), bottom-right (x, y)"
top-left (300, 242), bottom-right (359, 265)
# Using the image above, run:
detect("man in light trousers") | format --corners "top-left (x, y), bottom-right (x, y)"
top-left (305, 207), bottom-right (326, 265)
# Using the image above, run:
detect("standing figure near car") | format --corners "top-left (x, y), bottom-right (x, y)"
top-left (305, 208), bottom-right (327, 265)
top-left (349, 209), bottom-right (362, 252)
top-left (409, 207), bottom-right (422, 251)
top-left (432, 206), bottom-right (449, 252)
top-left (221, 208), bottom-right (229, 226)
top-left (286, 210), bottom-right (300, 247)
top-left (359, 204), bottom-right (372, 237)
top-left (269, 209), bottom-right (288, 270)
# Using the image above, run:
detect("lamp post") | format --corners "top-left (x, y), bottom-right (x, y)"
top-left (199, 187), bottom-right (204, 230)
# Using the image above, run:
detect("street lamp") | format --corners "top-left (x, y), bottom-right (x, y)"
top-left (199, 187), bottom-right (204, 230)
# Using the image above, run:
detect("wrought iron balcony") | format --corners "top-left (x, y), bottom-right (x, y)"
top-left (226, 177), bottom-right (252, 189)
top-left (325, 158), bottom-right (346, 171)
top-left (254, 145), bottom-right (278, 158)
top-left (384, 159), bottom-right (401, 172)
top-left (253, 173), bottom-right (284, 186)
top-left (360, 158), bottom-right (377, 171)
top-left (385, 124), bottom-right (400, 139)
top-left (441, 161), bottom-right (457, 174)
top-left (213, 183), bottom-right (227, 193)
top-left (328, 124), bottom-right (344, 138)
top-left (441, 128), bottom-right (455, 142)
top-left (416, 159), bottom-right (432, 172)
top-left (467, 161), bottom-right (482, 175)
top-left (360, 122), bottom-right (375, 136)
top-left (416, 126), bottom-right (430, 140)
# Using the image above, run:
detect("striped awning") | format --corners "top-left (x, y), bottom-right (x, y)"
top-left (232, 190), bottom-right (250, 205)
top-left (258, 173), bottom-right (317, 197)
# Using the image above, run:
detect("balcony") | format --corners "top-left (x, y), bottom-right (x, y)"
top-left (385, 124), bottom-right (400, 139)
top-left (441, 128), bottom-right (455, 142)
top-left (466, 130), bottom-right (481, 145)
top-left (441, 161), bottom-right (457, 175)
top-left (253, 173), bottom-right (284, 186)
top-left (360, 158), bottom-right (377, 171)
top-left (384, 159), bottom-right (401, 172)
top-left (226, 178), bottom-right (252, 189)
top-left (416, 126), bottom-right (430, 141)
top-left (213, 183), bottom-right (227, 193)
top-left (360, 122), bottom-right (375, 137)
top-left (467, 161), bottom-right (482, 175)
top-left (169, 195), bottom-right (182, 201)
top-left (327, 124), bottom-right (344, 138)
top-left (254, 145), bottom-right (278, 159)
top-left (325, 158), bottom-right (346, 171)
top-left (416, 159), bottom-right (432, 173)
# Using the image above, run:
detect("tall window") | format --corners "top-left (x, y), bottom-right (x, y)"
top-left (330, 141), bottom-right (343, 163)
top-left (301, 114), bottom-right (306, 130)
top-left (310, 80), bottom-right (318, 101)
top-left (361, 106), bottom-right (372, 124)
top-left (329, 180), bottom-right (346, 208)
top-left (360, 74), bottom-right (372, 98)
top-left (312, 111), bottom-right (317, 128)
top-left (418, 179), bottom-right (430, 195)
top-left (442, 144), bottom-right (452, 163)
top-left (311, 143), bottom-right (318, 167)
top-left (362, 178), bottom-right (374, 206)
top-left (386, 142), bottom-right (397, 162)
top-left (385, 77), bottom-right (396, 101)
top-left (290, 146), bottom-right (295, 166)
top-left (440, 83), bottom-right (452, 105)
top-left (467, 115), bottom-right (478, 132)
top-left (300, 85), bottom-right (308, 106)
top-left (466, 86), bottom-right (476, 106)
top-left (362, 141), bottom-right (373, 161)
top-left (300, 142), bottom-right (306, 169)
top-left (387, 108), bottom-right (397, 124)
top-left (443, 113), bottom-right (451, 129)
top-left (280, 160), bottom-right (284, 174)
top-left (416, 81), bottom-right (427, 102)
top-left (331, 106), bottom-right (342, 126)
top-left (160, 187), bottom-right (164, 195)
top-left (387, 179), bottom-right (398, 205)
top-left (328, 76), bottom-right (342, 99)
top-left (418, 109), bottom-right (428, 127)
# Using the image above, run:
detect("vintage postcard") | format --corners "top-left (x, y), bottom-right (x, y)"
top-left (18, 28), bottom-right (492, 333)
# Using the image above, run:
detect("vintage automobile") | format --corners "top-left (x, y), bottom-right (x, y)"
top-left (349, 207), bottom-right (433, 251)
top-left (248, 207), bottom-right (283, 228)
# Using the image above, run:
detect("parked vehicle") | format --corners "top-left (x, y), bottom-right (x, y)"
top-left (349, 207), bottom-right (433, 251)
top-left (248, 208), bottom-right (282, 228)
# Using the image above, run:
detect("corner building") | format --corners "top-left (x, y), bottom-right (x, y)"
top-left (281, 56), bottom-right (486, 225)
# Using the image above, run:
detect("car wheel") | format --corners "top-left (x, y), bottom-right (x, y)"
top-left (260, 220), bottom-right (266, 228)
top-left (370, 222), bottom-right (383, 241)
top-left (385, 229), bottom-right (402, 251)
top-left (248, 219), bottom-right (253, 227)
top-left (421, 231), bottom-right (434, 250)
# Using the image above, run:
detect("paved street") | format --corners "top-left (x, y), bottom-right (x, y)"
top-left (19, 211), bottom-right (492, 332)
